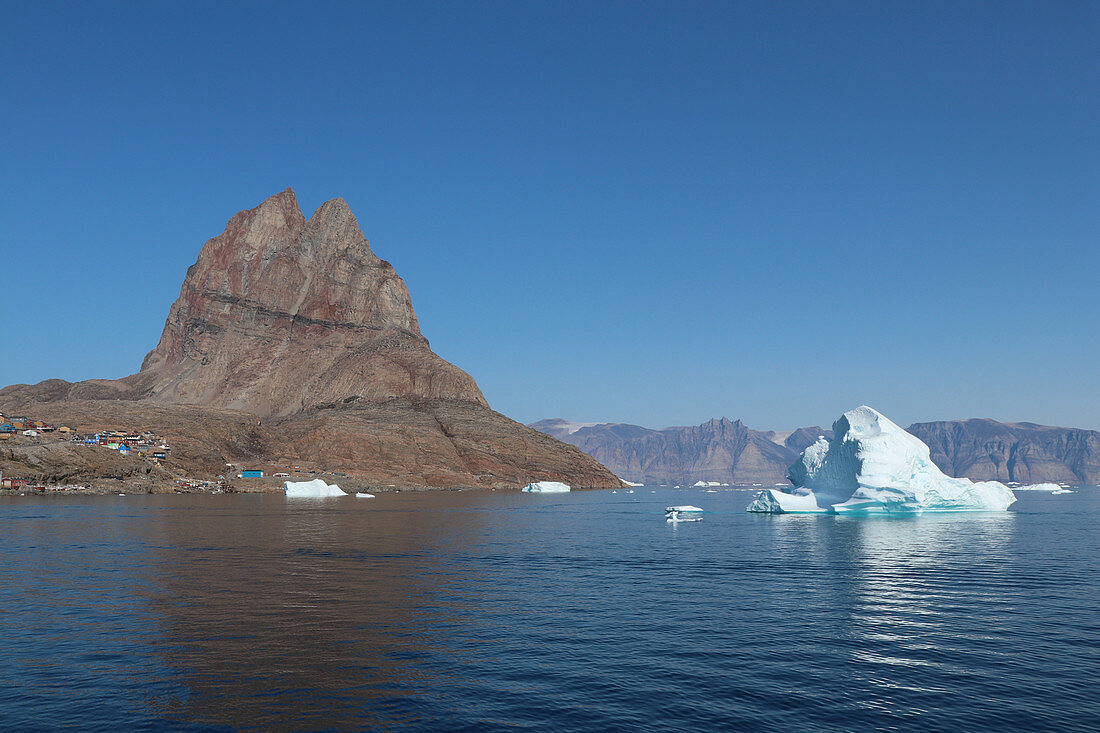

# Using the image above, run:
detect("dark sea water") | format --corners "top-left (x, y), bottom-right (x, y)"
top-left (2, 487), bottom-right (1098, 732)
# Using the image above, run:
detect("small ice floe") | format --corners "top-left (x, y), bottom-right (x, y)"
top-left (285, 479), bottom-right (346, 497)
top-left (666, 505), bottom-right (703, 522)
top-left (1010, 483), bottom-right (1073, 494)
top-left (705, 489), bottom-right (718, 493)
top-left (355, 492), bottom-right (375, 498)
top-left (522, 481), bottom-right (571, 493)
top-left (618, 478), bottom-right (644, 487)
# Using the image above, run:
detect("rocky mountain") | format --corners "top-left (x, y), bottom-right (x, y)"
top-left (531, 416), bottom-right (1100, 485)
top-left (1, 190), bottom-right (621, 490)
top-left (529, 418), bottom-right (830, 485)
top-left (908, 419), bottom-right (1100, 484)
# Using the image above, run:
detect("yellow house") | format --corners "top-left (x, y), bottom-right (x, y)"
top-left (58, 426), bottom-right (72, 434)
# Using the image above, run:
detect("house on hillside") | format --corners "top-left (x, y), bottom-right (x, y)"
top-left (22, 429), bottom-right (39, 437)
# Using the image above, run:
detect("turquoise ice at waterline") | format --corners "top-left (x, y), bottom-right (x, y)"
top-left (748, 406), bottom-right (1024, 515)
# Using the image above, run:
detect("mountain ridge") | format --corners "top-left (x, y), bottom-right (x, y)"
top-left (531, 416), bottom-right (1100, 485)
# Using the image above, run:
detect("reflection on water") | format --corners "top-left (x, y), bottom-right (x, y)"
top-left (149, 494), bottom-right (496, 730)
top-left (1, 489), bottom-right (1099, 731)
top-left (846, 515), bottom-right (1018, 714)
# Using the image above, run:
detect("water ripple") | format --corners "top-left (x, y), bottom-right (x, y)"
top-left (1, 489), bottom-right (1099, 731)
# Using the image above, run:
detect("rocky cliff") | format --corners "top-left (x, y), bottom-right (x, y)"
top-left (4, 190), bottom-right (485, 417)
top-left (907, 419), bottom-right (1100, 484)
top-left (530, 418), bottom-right (830, 485)
top-left (532, 416), bottom-right (1100, 485)
top-left (0, 190), bottom-right (621, 490)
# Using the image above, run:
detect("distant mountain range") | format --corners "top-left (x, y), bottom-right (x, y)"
top-left (530, 416), bottom-right (1100, 485)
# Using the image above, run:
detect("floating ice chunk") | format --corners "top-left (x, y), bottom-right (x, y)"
top-left (355, 492), bottom-right (375, 498)
top-left (1010, 483), bottom-right (1061, 491)
top-left (666, 505), bottom-right (703, 522)
top-left (692, 481), bottom-right (723, 487)
top-left (1012, 483), bottom-right (1075, 495)
top-left (521, 481), bottom-right (571, 493)
top-left (747, 406), bottom-right (1017, 514)
top-left (745, 489), bottom-right (829, 513)
top-left (285, 479), bottom-right (347, 497)
top-left (618, 478), bottom-right (644, 487)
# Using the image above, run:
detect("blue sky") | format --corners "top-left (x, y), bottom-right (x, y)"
top-left (2, 1), bottom-right (1097, 430)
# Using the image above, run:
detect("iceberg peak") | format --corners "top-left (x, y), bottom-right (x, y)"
top-left (749, 405), bottom-right (1018, 515)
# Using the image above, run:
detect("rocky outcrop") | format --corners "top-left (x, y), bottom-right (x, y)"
top-left (4, 189), bottom-right (485, 418)
top-left (0, 190), bottom-right (621, 489)
top-left (530, 418), bottom-right (830, 485)
top-left (907, 419), bottom-right (1100, 484)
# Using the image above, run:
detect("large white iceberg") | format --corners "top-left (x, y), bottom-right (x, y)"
top-left (747, 406), bottom-right (1019, 515)
top-left (521, 481), bottom-right (571, 493)
top-left (284, 479), bottom-right (347, 498)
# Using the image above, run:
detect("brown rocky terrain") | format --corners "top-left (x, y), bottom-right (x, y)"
top-left (1, 438), bottom-right (157, 492)
top-left (0, 190), bottom-right (621, 491)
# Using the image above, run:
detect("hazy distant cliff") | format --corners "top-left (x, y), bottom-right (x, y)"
top-left (908, 419), bottom-right (1100, 484)
top-left (533, 417), bottom-right (1100, 485)
top-left (530, 418), bottom-right (830, 485)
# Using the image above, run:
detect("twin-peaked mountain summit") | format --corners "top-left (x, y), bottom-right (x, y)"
top-left (0, 190), bottom-right (620, 489)
top-left (136, 188), bottom-right (488, 417)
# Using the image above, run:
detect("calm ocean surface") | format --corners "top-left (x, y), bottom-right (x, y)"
top-left (1, 487), bottom-right (1098, 732)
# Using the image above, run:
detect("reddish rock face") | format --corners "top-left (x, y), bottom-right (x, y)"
top-left (132, 189), bottom-right (486, 417)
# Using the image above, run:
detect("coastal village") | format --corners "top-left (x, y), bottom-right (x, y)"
top-left (0, 410), bottom-right (352, 494)
top-left (0, 410), bottom-right (182, 493)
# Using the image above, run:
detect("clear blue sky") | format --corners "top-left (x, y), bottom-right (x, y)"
top-left (2, 1), bottom-right (1097, 430)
